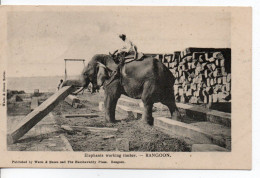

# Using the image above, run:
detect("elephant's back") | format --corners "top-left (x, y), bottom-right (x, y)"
top-left (124, 57), bottom-right (174, 86)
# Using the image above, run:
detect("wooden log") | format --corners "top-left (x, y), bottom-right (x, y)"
top-left (180, 76), bottom-right (185, 83)
top-left (186, 56), bottom-right (193, 62)
top-left (227, 74), bottom-right (231, 83)
top-left (182, 57), bottom-right (187, 63)
top-left (190, 96), bottom-right (198, 104)
top-left (213, 52), bottom-right (225, 60)
top-left (70, 125), bottom-right (118, 132)
top-left (208, 94), bottom-right (213, 103)
top-left (7, 86), bottom-right (74, 144)
top-left (217, 68), bottom-right (222, 76)
top-left (221, 67), bottom-right (226, 75)
top-left (183, 84), bottom-right (189, 92)
top-left (206, 78), bottom-right (210, 87)
top-left (218, 92), bottom-right (230, 102)
top-left (192, 52), bottom-right (204, 59)
top-left (179, 70), bottom-right (183, 77)
top-left (188, 62), bottom-right (192, 70)
top-left (61, 125), bottom-right (73, 132)
top-left (180, 96), bottom-right (186, 103)
top-left (213, 94), bottom-right (218, 103)
top-left (168, 62), bottom-right (174, 69)
top-left (186, 89), bottom-right (192, 96)
top-left (210, 79), bottom-right (215, 86)
top-left (223, 76), bottom-right (227, 84)
top-left (189, 72), bottom-right (195, 78)
top-left (207, 64), bottom-right (212, 71)
top-left (222, 85), bottom-right (226, 92)
top-left (30, 97), bottom-right (39, 111)
top-left (175, 95), bottom-right (180, 102)
top-left (197, 82), bottom-right (202, 89)
top-left (215, 59), bottom-right (219, 66)
top-left (206, 87), bottom-right (213, 95)
top-left (226, 83), bottom-right (231, 92)
top-left (205, 53), bottom-right (209, 61)
top-left (175, 78), bottom-right (179, 84)
top-left (192, 144), bottom-right (228, 152)
top-left (64, 114), bottom-right (99, 118)
top-left (174, 85), bottom-right (180, 93)
top-left (208, 57), bottom-right (215, 62)
top-left (191, 62), bottom-right (196, 69)
top-left (182, 64), bottom-right (186, 70)
top-left (213, 70), bottom-right (218, 78)
top-left (217, 77), bottom-right (222, 84)
top-left (183, 71), bottom-right (189, 78)
top-left (204, 69), bottom-right (209, 78)
top-left (208, 71), bottom-right (213, 78)
top-left (195, 69), bottom-right (199, 76)
top-left (169, 69), bottom-right (175, 73)
top-left (216, 85), bottom-right (222, 92)
top-left (117, 105), bottom-right (143, 120)
top-left (191, 83), bottom-right (197, 91)
top-left (85, 127), bottom-right (118, 132)
top-left (201, 62), bottom-right (208, 69)
top-left (220, 59), bottom-right (225, 67)
top-left (203, 94), bottom-right (208, 103)
top-left (179, 88), bottom-right (184, 96)
top-left (211, 63), bottom-right (216, 71)
top-left (65, 95), bottom-right (80, 108)
top-left (198, 55), bottom-right (204, 63)
top-left (198, 74), bottom-right (203, 83)
top-left (187, 76), bottom-right (192, 82)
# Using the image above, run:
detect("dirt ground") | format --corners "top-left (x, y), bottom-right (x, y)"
top-left (52, 92), bottom-right (191, 152)
top-left (7, 91), bottom-right (191, 152)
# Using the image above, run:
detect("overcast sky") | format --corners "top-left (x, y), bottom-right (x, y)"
top-left (6, 7), bottom-right (231, 77)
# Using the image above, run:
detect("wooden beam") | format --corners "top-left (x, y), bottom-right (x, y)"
top-left (64, 114), bottom-right (99, 118)
top-left (154, 117), bottom-right (227, 148)
top-left (64, 95), bottom-right (80, 108)
top-left (7, 86), bottom-right (74, 144)
top-left (70, 126), bottom-right (118, 132)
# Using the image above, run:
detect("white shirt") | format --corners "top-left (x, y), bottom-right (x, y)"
top-left (119, 38), bottom-right (135, 53)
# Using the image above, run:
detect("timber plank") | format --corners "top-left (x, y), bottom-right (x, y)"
top-left (7, 86), bottom-right (74, 144)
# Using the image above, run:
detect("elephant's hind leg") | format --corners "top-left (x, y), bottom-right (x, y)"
top-left (142, 102), bottom-right (154, 125)
top-left (141, 81), bottom-right (155, 125)
top-left (161, 94), bottom-right (182, 121)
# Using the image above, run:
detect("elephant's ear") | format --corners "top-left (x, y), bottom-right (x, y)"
top-left (96, 63), bottom-right (109, 87)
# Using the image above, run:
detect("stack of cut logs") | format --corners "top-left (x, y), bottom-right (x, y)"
top-left (165, 50), bottom-right (231, 104)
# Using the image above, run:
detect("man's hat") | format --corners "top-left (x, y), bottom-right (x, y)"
top-left (119, 34), bottom-right (126, 39)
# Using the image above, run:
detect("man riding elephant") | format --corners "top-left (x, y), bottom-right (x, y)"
top-left (111, 34), bottom-right (138, 80)
top-left (113, 34), bottom-right (137, 59)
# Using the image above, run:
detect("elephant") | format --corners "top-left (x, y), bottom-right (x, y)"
top-left (62, 54), bottom-right (181, 125)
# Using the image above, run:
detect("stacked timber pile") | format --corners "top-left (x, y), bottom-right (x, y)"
top-left (165, 48), bottom-right (231, 104)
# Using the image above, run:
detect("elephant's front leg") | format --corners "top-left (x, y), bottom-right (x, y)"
top-left (142, 103), bottom-right (154, 125)
top-left (104, 83), bottom-right (121, 123)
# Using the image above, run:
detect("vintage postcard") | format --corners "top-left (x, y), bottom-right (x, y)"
top-left (0, 6), bottom-right (251, 169)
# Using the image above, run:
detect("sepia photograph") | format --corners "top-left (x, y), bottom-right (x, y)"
top-left (0, 6), bottom-right (251, 169)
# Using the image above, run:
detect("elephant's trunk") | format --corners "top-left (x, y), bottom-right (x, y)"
top-left (61, 78), bottom-right (90, 95)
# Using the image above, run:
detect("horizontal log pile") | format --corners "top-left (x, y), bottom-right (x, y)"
top-left (162, 48), bottom-right (231, 104)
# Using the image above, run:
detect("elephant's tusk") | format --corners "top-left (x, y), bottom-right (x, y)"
top-left (72, 87), bottom-right (84, 95)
